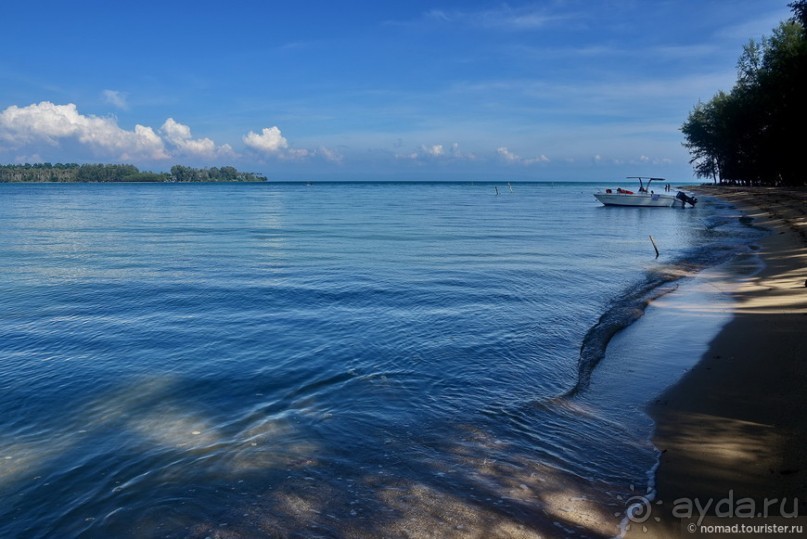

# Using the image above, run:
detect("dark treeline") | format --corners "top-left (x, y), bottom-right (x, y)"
top-left (682, 1), bottom-right (807, 186)
top-left (0, 163), bottom-right (267, 183)
top-left (168, 165), bottom-right (264, 182)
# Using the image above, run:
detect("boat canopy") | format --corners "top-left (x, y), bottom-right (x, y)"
top-left (625, 176), bottom-right (667, 193)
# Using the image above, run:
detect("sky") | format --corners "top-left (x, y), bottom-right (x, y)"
top-left (0, 0), bottom-right (795, 181)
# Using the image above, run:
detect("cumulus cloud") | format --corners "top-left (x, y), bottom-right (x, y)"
top-left (0, 101), bottom-right (168, 160)
top-left (243, 126), bottom-right (289, 154)
top-left (160, 118), bottom-right (232, 158)
top-left (242, 125), bottom-right (339, 162)
top-left (0, 101), bottom-right (338, 166)
top-left (102, 89), bottom-right (128, 110)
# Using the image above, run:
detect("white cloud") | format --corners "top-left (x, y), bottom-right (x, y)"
top-left (0, 101), bottom-right (168, 160)
top-left (316, 146), bottom-right (343, 163)
top-left (448, 142), bottom-right (476, 160)
top-left (285, 147), bottom-right (311, 159)
top-left (0, 101), bottom-right (338, 167)
top-left (160, 118), bottom-right (232, 158)
top-left (497, 146), bottom-right (549, 165)
top-left (497, 146), bottom-right (520, 162)
top-left (14, 153), bottom-right (43, 164)
top-left (242, 126), bottom-right (338, 162)
top-left (422, 5), bottom-right (571, 31)
top-left (524, 154), bottom-right (550, 165)
top-left (426, 144), bottom-right (444, 157)
top-left (243, 126), bottom-right (289, 154)
top-left (636, 154), bottom-right (672, 166)
top-left (161, 117), bottom-right (193, 142)
top-left (102, 89), bottom-right (128, 110)
top-left (397, 142), bottom-right (475, 162)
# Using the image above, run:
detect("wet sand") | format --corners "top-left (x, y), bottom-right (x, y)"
top-left (628, 186), bottom-right (807, 538)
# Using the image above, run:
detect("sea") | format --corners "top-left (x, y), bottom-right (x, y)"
top-left (0, 181), bottom-right (766, 538)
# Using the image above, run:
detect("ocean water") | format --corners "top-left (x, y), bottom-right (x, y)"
top-left (0, 182), bottom-right (764, 538)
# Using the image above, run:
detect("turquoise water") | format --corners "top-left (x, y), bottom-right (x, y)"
top-left (0, 182), bottom-right (762, 538)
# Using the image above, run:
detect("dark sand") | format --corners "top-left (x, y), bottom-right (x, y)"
top-left (627, 186), bottom-right (807, 538)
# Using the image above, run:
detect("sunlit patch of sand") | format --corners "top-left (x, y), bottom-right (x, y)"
top-left (0, 377), bottom-right (184, 489)
top-left (732, 255), bottom-right (807, 314)
top-left (363, 429), bottom-right (621, 538)
top-left (663, 413), bottom-right (780, 469)
top-left (164, 418), bottom-right (631, 539)
top-left (81, 374), bottom-right (179, 427)
top-left (222, 417), bottom-right (320, 473)
top-left (0, 437), bottom-right (78, 486)
top-left (127, 404), bottom-right (220, 450)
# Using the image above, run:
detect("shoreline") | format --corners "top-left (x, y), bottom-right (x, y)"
top-left (628, 186), bottom-right (807, 538)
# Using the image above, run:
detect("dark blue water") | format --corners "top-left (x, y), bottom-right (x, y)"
top-left (0, 182), bottom-right (763, 538)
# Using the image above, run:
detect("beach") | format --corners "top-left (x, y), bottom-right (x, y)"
top-left (629, 186), bottom-right (807, 538)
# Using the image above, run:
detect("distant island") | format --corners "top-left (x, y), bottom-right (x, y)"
top-left (0, 163), bottom-right (267, 183)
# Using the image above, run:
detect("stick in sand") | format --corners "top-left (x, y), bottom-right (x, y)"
top-left (649, 235), bottom-right (660, 258)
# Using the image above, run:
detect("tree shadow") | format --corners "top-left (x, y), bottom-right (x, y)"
top-left (0, 369), bottom-right (635, 538)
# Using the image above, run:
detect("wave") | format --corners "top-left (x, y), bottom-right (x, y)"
top-left (567, 216), bottom-right (765, 397)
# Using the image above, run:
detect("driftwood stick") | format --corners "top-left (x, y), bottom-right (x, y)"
top-left (649, 235), bottom-right (660, 258)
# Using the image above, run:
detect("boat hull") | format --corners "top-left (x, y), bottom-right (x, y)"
top-left (593, 192), bottom-right (682, 207)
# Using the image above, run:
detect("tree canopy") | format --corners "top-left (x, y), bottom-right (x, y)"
top-left (682, 1), bottom-right (807, 185)
top-left (0, 163), bottom-right (267, 183)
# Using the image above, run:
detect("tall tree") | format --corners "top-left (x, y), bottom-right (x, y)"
top-left (682, 5), bottom-right (807, 186)
top-left (790, 0), bottom-right (807, 28)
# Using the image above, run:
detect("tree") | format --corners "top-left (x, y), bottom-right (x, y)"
top-left (682, 92), bottom-right (748, 183)
top-left (790, 0), bottom-right (807, 28)
top-left (682, 100), bottom-right (720, 182)
top-left (756, 21), bottom-right (807, 185)
top-left (170, 165), bottom-right (192, 182)
top-left (682, 5), bottom-right (807, 186)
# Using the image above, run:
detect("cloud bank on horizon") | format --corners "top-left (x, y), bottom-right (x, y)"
top-left (0, 1), bottom-right (794, 180)
top-left (0, 101), bottom-right (334, 164)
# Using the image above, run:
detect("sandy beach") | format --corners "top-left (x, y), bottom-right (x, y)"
top-left (627, 186), bottom-right (807, 538)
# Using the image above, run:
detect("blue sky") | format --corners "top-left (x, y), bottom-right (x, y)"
top-left (0, 0), bottom-right (794, 181)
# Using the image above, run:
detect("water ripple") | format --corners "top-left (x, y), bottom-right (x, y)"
top-left (0, 182), bottom-right (763, 538)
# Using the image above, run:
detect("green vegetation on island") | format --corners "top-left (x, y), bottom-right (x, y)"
top-left (682, 1), bottom-right (806, 186)
top-left (0, 163), bottom-right (267, 183)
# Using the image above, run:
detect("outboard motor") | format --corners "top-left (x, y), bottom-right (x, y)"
top-left (675, 191), bottom-right (698, 207)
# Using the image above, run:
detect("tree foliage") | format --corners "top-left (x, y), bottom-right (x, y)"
top-left (682, 3), bottom-right (807, 185)
top-left (168, 165), bottom-right (250, 182)
top-left (0, 163), bottom-right (267, 183)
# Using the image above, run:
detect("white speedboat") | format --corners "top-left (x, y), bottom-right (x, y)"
top-left (594, 177), bottom-right (697, 208)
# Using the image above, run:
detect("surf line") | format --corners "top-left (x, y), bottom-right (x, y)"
top-left (565, 276), bottom-right (681, 397)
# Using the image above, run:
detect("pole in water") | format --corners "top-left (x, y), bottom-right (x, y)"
top-left (495, 186), bottom-right (499, 195)
top-left (649, 235), bottom-right (660, 258)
